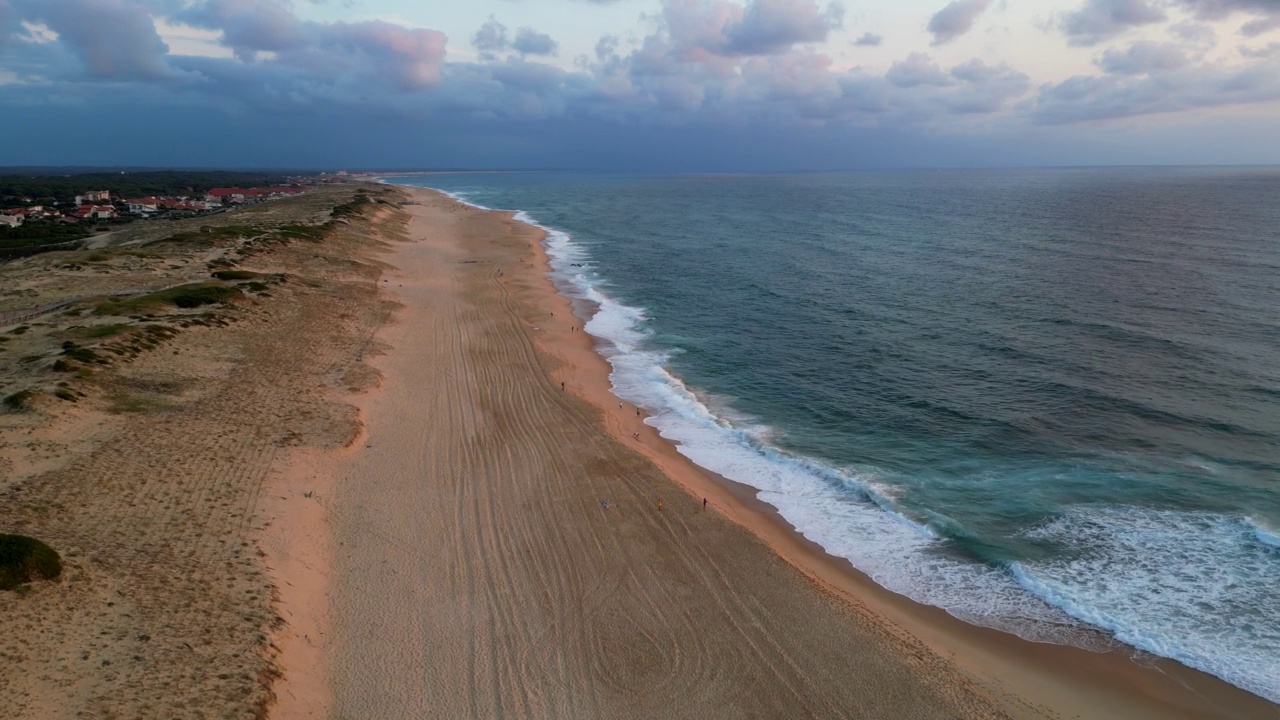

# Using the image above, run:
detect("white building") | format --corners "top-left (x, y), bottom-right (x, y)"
top-left (74, 191), bottom-right (111, 205)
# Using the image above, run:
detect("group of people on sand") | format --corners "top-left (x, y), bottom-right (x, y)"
top-left (596, 496), bottom-right (709, 513)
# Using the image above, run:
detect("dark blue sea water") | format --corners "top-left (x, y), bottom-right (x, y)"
top-left (388, 169), bottom-right (1280, 703)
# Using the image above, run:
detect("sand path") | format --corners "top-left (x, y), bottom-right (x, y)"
top-left (325, 193), bottom-right (1009, 719)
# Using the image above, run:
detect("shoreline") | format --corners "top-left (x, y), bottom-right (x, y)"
top-left (394, 184), bottom-right (1276, 718)
top-left (267, 183), bottom-right (1278, 719)
top-left (315, 186), bottom-right (1012, 718)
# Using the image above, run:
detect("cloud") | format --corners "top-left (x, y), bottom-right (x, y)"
top-left (1177, 0), bottom-right (1280, 21)
top-left (886, 52), bottom-right (953, 87)
top-left (1097, 41), bottom-right (1189, 74)
top-left (657, 0), bottom-right (843, 59)
top-left (1169, 21), bottom-right (1217, 46)
top-left (0, 1), bottom-right (13, 49)
top-left (854, 32), bottom-right (883, 46)
top-left (725, 0), bottom-right (844, 54)
top-left (176, 0), bottom-right (447, 91)
top-left (10, 0), bottom-right (171, 79)
top-left (1240, 40), bottom-right (1280, 57)
top-left (473, 17), bottom-right (508, 56)
top-left (183, 0), bottom-right (302, 61)
top-left (596, 34), bottom-right (620, 62)
top-left (335, 21), bottom-right (447, 91)
top-left (0, 0), bottom-right (1276, 172)
top-left (1034, 55), bottom-right (1280, 123)
top-left (945, 59), bottom-right (1030, 113)
top-left (927, 0), bottom-right (991, 45)
top-left (512, 27), bottom-right (558, 56)
top-left (1058, 0), bottom-right (1166, 46)
top-left (1241, 16), bottom-right (1280, 36)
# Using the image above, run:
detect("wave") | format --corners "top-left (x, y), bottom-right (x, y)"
top-left (1013, 508), bottom-right (1280, 703)
top-left (425, 185), bottom-right (1280, 706)
top-left (1249, 517), bottom-right (1280, 549)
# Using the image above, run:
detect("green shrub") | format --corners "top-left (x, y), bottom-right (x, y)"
top-left (171, 285), bottom-right (239, 308)
top-left (61, 343), bottom-right (103, 364)
top-left (3, 390), bottom-right (32, 411)
top-left (212, 270), bottom-right (258, 281)
top-left (0, 535), bottom-right (62, 590)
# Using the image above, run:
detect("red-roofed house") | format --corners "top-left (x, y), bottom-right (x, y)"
top-left (74, 205), bottom-right (117, 220)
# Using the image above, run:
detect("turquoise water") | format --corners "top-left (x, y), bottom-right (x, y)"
top-left (388, 169), bottom-right (1280, 703)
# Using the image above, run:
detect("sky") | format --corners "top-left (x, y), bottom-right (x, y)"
top-left (1, 0), bottom-right (1279, 171)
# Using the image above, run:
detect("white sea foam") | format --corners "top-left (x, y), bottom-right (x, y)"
top-left (429, 186), bottom-right (1280, 705)
top-left (1013, 508), bottom-right (1280, 703)
top-left (436, 188), bottom-right (493, 211)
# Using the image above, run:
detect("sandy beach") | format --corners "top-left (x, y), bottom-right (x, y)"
top-left (3, 183), bottom-right (1276, 719)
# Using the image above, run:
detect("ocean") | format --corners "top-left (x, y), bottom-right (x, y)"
top-left (387, 168), bottom-right (1280, 704)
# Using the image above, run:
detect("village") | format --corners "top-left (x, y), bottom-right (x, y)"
top-left (0, 184), bottom-right (312, 229)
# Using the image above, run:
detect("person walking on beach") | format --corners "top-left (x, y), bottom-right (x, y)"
top-left (703, 497), bottom-right (708, 510)
top-left (657, 498), bottom-right (663, 512)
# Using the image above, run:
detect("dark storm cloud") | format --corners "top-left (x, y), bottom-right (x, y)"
top-left (1057, 0), bottom-right (1166, 46)
top-left (927, 0), bottom-right (992, 46)
top-left (176, 0), bottom-right (446, 91)
top-left (10, 0), bottom-right (171, 79)
top-left (182, 0), bottom-right (302, 59)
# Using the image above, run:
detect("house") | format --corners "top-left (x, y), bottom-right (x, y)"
top-left (208, 188), bottom-right (247, 204)
top-left (0, 214), bottom-right (23, 228)
top-left (126, 198), bottom-right (160, 214)
top-left (74, 205), bottom-right (117, 220)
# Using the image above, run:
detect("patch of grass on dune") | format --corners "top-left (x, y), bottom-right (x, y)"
top-left (275, 225), bottom-right (328, 242)
top-left (154, 225), bottom-right (263, 248)
top-left (75, 323), bottom-right (132, 339)
top-left (94, 283), bottom-right (241, 316)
